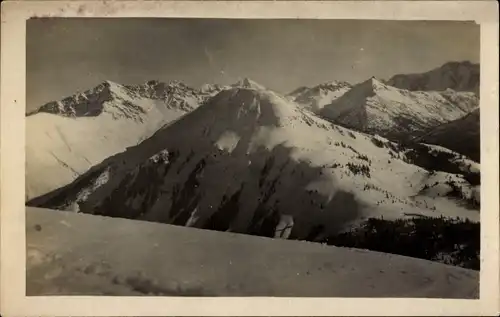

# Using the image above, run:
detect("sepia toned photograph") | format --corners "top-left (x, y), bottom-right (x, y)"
top-left (22, 17), bottom-right (484, 299)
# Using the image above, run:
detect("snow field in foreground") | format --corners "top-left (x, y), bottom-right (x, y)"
top-left (26, 207), bottom-right (478, 298)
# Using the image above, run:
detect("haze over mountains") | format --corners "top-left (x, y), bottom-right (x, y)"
top-left (27, 61), bottom-right (480, 250)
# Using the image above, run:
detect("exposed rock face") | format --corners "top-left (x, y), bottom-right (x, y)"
top-left (415, 109), bottom-right (480, 162)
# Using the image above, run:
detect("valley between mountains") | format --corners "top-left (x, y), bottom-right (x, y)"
top-left (26, 61), bottom-right (481, 293)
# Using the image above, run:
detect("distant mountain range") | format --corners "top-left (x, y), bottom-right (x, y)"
top-left (386, 61), bottom-right (479, 94)
top-left (319, 77), bottom-right (478, 141)
top-left (27, 62), bottom-right (480, 248)
top-left (288, 60), bottom-right (479, 151)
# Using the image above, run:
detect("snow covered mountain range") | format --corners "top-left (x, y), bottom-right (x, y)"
top-left (27, 62), bottom-right (480, 244)
top-left (26, 80), bottom-right (223, 200)
top-left (319, 77), bottom-right (478, 141)
top-left (287, 80), bottom-right (352, 113)
top-left (286, 61), bottom-right (479, 144)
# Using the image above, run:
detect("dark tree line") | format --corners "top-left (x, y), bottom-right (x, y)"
top-left (321, 216), bottom-right (480, 270)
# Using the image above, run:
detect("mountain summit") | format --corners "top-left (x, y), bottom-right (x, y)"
top-left (26, 80), bottom-right (219, 200)
top-left (415, 108), bottom-right (480, 162)
top-left (231, 78), bottom-right (267, 90)
top-left (288, 80), bottom-right (352, 113)
top-left (29, 80), bottom-right (207, 118)
top-left (320, 76), bottom-right (478, 141)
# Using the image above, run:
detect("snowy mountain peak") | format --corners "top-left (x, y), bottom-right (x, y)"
top-left (98, 80), bottom-right (126, 95)
top-left (26, 78), bottom-right (215, 199)
top-left (97, 80), bottom-right (111, 89)
top-left (119, 80), bottom-right (207, 112)
top-left (365, 77), bottom-right (387, 90)
top-left (29, 81), bottom-right (120, 117)
top-left (232, 77), bottom-right (266, 90)
top-left (338, 77), bottom-right (386, 100)
top-left (200, 83), bottom-right (225, 94)
top-left (102, 79), bottom-right (118, 86)
top-left (289, 81), bottom-right (353, 113)
top-left (317, 80), bottom-right (352, 90)
top-left (320, 75), bottom-right (479, 141)
top-left (144, 79), bottom-right (161, 87)
top-left (167, 79), bottom-right (189, 88)
top-left (199, 86), bottom-right (300, 130)
top-left (128, 79), bottom-right (193, 96)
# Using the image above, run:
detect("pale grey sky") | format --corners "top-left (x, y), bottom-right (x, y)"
top-left (27, 18), bottom-right (479, 111)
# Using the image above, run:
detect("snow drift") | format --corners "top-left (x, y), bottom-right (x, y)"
top-left (26, 207), bottom-right (479, 298)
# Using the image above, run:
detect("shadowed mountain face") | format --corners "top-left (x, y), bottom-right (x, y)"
top-left (386, 61), bottom-right (480, 95)
top-left (415, 109), bottom-right (480, 162)
top-left (28, 81), bottom-right (480, 241)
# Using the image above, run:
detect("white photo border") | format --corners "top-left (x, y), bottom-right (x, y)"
top-left (1, 1), bottom-right (498, 316)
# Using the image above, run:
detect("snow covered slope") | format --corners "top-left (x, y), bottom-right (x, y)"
top-left (26, 80), bottom-right (216, 200)
top-left (386, 61), bottom-right (480, 94)
top-left (26, 207), bottom-right (479, 298)
top-left (288, 81), bottom-right (352, 113)
top-left (415, 108), bottom-right (480, 162)
top-left (320, 77), bottom-right (478, 141)
top-left (28, 81), bottom-right (480, 241)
